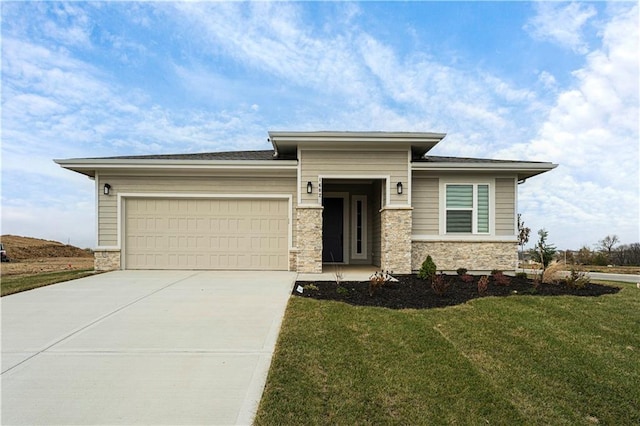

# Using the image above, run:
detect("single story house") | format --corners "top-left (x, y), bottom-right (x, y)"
top-left (56, 131), bottom-right (556, 274)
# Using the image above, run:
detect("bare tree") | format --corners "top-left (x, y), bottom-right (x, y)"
top-left (598, 235), bottom-right (620, 261)
top-left (517, 214), bottom-right (531, 263)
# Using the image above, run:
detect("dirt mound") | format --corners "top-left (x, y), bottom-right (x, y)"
top-left (1, 235), bottom-right (92, 261)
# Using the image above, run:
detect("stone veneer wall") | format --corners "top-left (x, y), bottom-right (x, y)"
top-left (94, 250), bottom-right (121, 271)
top-left (411, 241), bottom-right (518, 272)
top-left (296, 206), bottom-right (323, 273)
top-left (288, 249), bottom-right (297, 272)
top-left (380, 207), bottom-right (412, 274)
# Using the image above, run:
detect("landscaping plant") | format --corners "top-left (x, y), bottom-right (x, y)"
top-left (418, 255), bottom-right (437, 280)
top-left (477, 275), bottom-right (489, 295)
top-left (456, 268), bottom-right (468, 276)
top-left (531, 228), bottom-right (557, 271)
top-left (492, 271), bottom-right (511, 286)
top-left (461, 274), bottom-right (474, 283)
top-left (368, 270), bottom-right (392, 296)
top-left (565, 268), bottom-right (590, 289)
top-left (431, 273), bottom-right (450, 296)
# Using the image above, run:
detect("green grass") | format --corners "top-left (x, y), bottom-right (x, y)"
top-left (255, 281), bottom-right (640, 425)
top-left (1, 269), bottom-right (95, 296)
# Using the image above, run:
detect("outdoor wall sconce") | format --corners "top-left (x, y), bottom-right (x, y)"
top-left (396, 182), bottom-right (403, 195)
top-left (103, 183), bottom-right (111, 196)
top-left (307, 181), bottom-right (313, 194)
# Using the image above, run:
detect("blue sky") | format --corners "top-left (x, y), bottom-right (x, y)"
top-left (1, 1), bottom-right (638, 251)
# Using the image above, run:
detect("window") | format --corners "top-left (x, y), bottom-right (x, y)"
top-left (445, 184), bottom-right (489, 233)
top-left (351, 195), bottom-right (367, 259)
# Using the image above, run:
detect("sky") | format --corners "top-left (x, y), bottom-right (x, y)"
top-left (1, 1), bottom-right (638, 251)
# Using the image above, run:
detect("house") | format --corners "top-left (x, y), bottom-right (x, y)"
top-left (55, 131), bottom-right (556, 274)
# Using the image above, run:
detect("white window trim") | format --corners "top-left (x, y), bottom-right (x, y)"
top-left (440, 179), bottom-right (495, 236)
top-left (351, 195), bottom-right (368, 260)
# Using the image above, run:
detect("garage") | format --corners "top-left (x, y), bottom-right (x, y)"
top-left (124, 198), bottom-right (289, 270)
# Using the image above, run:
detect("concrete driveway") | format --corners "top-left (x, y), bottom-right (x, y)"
top-left (1, 270), bottom-right (296, 425)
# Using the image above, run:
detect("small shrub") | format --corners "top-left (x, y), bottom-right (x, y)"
top-left (303, 283), bottom-right (319, 291)
top-left (490, 269), bottom-right (502, 276)
top-left (460, 274), bottom-right (474, 283)
top-left (565, 268), bottom-right (590, 289)
top-left (515, 272), bottom-right (528, 279)
top-left (431, 273), bottom-right (450, 296)
top-left (336, 285), bottom-right (348, 295)
top-left (418, 255), bottom-right (437, 280)
top-left (456, 267), bottom-right (468, 276)
top-left (492, 271), bottom-right (511, 286)
top-left (478, 275), bottom-right (489, 295)
top-left (369, 270), bottom-right (392, 296)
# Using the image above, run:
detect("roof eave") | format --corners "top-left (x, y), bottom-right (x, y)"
top-left (269, 131), bottom-right (447, 157)
top-left (412, 162), bottom-right (558, 180)
top-left (54, 158), bottom-right (298, 178)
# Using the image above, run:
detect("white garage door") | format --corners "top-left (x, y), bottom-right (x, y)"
top-left (125, 198), bottom-right (289, 270)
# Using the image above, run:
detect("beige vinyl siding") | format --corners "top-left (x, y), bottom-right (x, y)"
top-left (411, 177), bottom-right (439, 235)
top-left (300, 150), bottom-right (409, 205)
top-left (495, 177), bottom-right (516, 235)
top-left (97, 174), bottom-right (296, 247)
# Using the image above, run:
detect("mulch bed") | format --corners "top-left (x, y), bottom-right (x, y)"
top-left (293, 274), bottom-right (621, 310)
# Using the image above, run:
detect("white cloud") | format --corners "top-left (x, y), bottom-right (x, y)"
top-left (538, 71), bottom-right (557, 89)
top-left (525, 2), bottom-right (597, 54)
top-left (505, 4), bottom-right (639, 248)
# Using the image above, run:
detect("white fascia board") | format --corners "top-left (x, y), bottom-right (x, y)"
top-left (55, 159), bottom-right (297, 169)
top-left (412, 162), bottom-right (557, 179)
top-left (55, 159), bottom-right (298, 177)
top-left (268, 131), bottom-right (446, 142)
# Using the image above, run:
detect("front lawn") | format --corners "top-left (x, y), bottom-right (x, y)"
top-left (255, 280), bottom-right (640, 425)
top-left (1, 269), bottom-right (95, 296)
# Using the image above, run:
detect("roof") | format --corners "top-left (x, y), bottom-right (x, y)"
top-left (418, 155), bottom-right (550, 164)
top-left (268, 131), bottom-right (447, 158)
top-left (92, 150), bottom-right (288, 161)
top-left (54, 149), bottom-right (298, 178)
top-left (413, 155), bottom-right (557, 180)
top-left (54, 132), bottom-right (556, 181)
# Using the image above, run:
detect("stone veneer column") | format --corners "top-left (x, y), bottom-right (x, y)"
top-left (94, 249), bottom-right (121, 271)
top-left (296, 205), bottom-right (323, 273)
top-left (380, 207), bottom-right (412, 274)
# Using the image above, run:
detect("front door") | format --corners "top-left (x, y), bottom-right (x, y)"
top-left (322, 197), bottom-right (343, 262)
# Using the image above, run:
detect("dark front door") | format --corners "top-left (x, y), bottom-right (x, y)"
top-left (322, 197), bottom-right (343, 262)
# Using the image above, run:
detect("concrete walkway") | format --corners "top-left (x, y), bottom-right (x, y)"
top-left (1, 270), bottom-right (296, 425)
top-left (297, 264), bottom-right (381, 282)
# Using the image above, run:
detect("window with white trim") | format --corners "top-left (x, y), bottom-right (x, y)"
top-left (445, 184), bottom-right (489, 233)
top-left (351, 195), bottom-right (367, 259)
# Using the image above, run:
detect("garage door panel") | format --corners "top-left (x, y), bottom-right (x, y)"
top-left (125, 198), bottom-right (288, 270)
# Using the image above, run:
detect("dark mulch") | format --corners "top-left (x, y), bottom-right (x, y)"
top-left (293, 274), bottom-right (621, 310)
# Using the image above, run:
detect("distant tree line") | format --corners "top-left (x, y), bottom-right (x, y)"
top-left (517, 228), bottom-right (640, 267)
top-left (562, 243), bottom-right (640, 266)
top-left (554, 235), bottom-right (640, 266)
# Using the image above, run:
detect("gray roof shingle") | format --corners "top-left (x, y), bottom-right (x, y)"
top-left (417, 155), bottom-right (549, 164)
top-left (85, 151), bottom-right (543, 165)
top-left (91, 150), bottom-right (296, 161)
